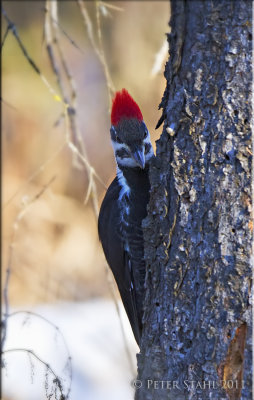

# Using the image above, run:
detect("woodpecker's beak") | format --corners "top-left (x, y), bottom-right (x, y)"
top-left (132, 147), bottom-right (145, 169)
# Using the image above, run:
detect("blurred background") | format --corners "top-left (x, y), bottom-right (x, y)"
top-left (2, 1), bottom-right (169, 399)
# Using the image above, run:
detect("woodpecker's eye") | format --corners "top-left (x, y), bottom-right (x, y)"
top-left (110, 126), bottom-right (122, 143)
top-left (141, 121), bottom-right (148, 139)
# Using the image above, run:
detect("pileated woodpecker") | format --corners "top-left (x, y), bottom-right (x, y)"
top-left (98, 89), bottom-right (154, 345)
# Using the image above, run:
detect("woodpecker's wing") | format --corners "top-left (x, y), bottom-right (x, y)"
top-left (98, 177), bottom-right (141, 345)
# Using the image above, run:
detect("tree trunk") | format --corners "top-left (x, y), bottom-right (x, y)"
top-left (136, 1), bottom-right (252, 399)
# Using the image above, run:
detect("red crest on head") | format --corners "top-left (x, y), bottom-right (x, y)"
top-left (111, 89), bottom-right (143, 126)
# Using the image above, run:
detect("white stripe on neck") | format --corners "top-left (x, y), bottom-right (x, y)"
top-left (117, 167), bottom-right (130, 201)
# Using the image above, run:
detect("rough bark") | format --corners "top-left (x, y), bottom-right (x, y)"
top-left (136, 1), bottom-right (252, 400)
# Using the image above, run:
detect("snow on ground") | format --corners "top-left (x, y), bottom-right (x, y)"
top-left (2, 299), bottom-right (139, 400)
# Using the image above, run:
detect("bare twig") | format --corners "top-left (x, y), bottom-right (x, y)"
top-left (8, 310), bottom-right (70, 355)
top-left (104, 265), bottom-right (136, 375)
top-left (68, 143), bottom-right (106, 185)
top-left (7, 310), bottom-right (72, 397)
top-left (1, 176), bottom-right (73, 397)
top-left (3, 143), bottom-right (65, 210)
top-left (0, 96), bottom-right (18, 111)
top-left (77, 0), bottom-right (116, 108)
top-left (1, 22), bottom-right (10, 50)
top-left (45, 0), bottom-right (81, 148)
top-left (3, 348), bottom-right (68, 399)
top-left (95, 0), bottom-right (115, 105)
top-left (48, 13), bottom-right (84, 54)
top-left (99, 1), bottom-right (124, 13)
top-left (2, 5), bottom-right (105, 214)
top-left (2, 176), bottom-right (56, 350)
top-left (44, 0), bottom-right (104, 215)
top-left (1, 6), bottom-right (65, 106)
top-left (44, 1), bottom-right (68, 108)
top-left (2, 268), bottom-right (11, 349)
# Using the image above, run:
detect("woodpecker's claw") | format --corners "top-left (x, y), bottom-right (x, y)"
top-left (132, 148), bottom-right (145, 169)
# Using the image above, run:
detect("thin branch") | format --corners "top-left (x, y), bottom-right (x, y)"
top-left (45, 0), bottom-right (83, 156)
top-left (1, 22), bottom-right (10, 50)
top-left (8, 310), bottom-right (70, 357)
top-left (77, 0), bottom-right (115, 109)
top-left (7, 310), bottom-right (72, 397)
top-left (2, 267), bottom-right (11, 350)
top-left (95, 0), bottom-right (115, 103)
top-left (3, 348), bottom-right (67, 398)
top-left (99, 1), bottom-right (124, 13)
top-left (67, 142), bottom-right (106, 189)
top-left (44, 1), bottom-right (104, 215)
top-left (44, 1), bottom-right (67, 102)
top-left (48, 13), bottom-right (84, 54)
top-left (76, 0), bottom-right (99, 55)
top-left (104, 265), bottom-right (136, 375)
top-left (1, 6), bottom-right (66, 107)
top-left (3, 142), bottom-right (66, 210)
top-left (1, 96), bottom-right (18, 111)
top-left (1, 177), bottom-right (56, 350)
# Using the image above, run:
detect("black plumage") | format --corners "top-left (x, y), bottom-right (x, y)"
top-left (98, 166), bottom-right (151, 345)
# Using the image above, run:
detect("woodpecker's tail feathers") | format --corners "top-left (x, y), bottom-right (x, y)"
top-left (111, 89), bottom-right (143, 126)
